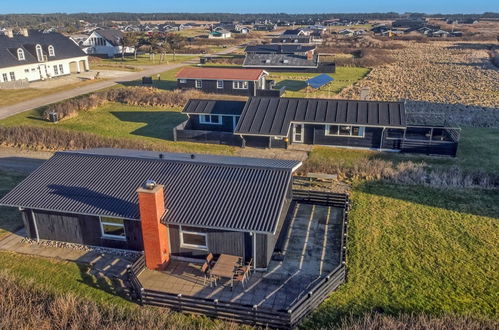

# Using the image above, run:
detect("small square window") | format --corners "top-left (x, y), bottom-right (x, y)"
top-left (195, 80), bottom-right (202, 88)
top-left (100, 217), bottom-right (126, 240)
top-left (216, 80), bottom-right (224, 89)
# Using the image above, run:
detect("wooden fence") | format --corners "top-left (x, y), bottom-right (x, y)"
top-left (126, 190), bottom-right (350, 329)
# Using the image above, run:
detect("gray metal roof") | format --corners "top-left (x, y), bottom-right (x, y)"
top-left (94, 29), bottom-right (124, 46)
top-left (182, 99), bottom-right (246, 115)
top-left (0, 149), bottom-right (301, 234)
top-left (235, 97), bottom-right (407, 136)
top-left (243, 53), bottom-right (318, 68)
top-left (0, 30), bottom-right (86, 69)
top-left (245, 44), bottom-right (315, 54)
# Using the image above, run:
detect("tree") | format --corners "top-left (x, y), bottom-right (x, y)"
top-left (165, 33), bottom-right (186, 61)
top-left (121, 32), bottom-right (139, 61)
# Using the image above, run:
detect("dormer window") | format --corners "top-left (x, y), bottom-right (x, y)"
top-left (48, 45), bottom-right (55, 57)
top-left (17, 48), bottom-right (25, 61)
top-left (35, 44), bottom-right (44, 62)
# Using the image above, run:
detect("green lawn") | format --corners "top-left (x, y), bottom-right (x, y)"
top-left (0, 102), bottom-right (235, 155)
top-left (0, 170), bottom-right (26, 238)
top-left (305, 182), bottom-right (499, 327)
top-left (97, 54), bottom-right (198, 66)
top-left (271, 66), bottom-right (371, 98)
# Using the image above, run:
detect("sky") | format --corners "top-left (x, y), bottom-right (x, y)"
top-left (1, 0), bottom-right (497, 14)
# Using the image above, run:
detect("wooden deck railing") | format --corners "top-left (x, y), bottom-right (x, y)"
top-left (126, 190), bottom-right (350, 329)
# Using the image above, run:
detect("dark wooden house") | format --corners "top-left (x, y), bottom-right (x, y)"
top-left (176, 67), bottom-right (281, 97)
top-left (0, 149), bottom-right (302, 270)
top-left (175, 97), bottom-right (461, 157)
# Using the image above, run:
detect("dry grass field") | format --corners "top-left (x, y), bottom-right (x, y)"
top-left (339, 40), bottom-right (499, 110)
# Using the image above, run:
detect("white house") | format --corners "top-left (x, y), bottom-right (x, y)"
top-left (0, 29), bottom-right (89, 83)
top-left (81, 29), bottom-right (134, 58)
top-left (208, 29), bottom-right (232, 39)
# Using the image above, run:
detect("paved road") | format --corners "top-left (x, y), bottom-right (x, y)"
top-left (0, 46), bottom-right (240, 120)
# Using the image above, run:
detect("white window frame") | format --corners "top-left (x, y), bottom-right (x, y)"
top-left (216, 80), bottom-right (224, 89)
top-left (17, 48), bottom-right (25, 61)
top-left (48, 45), bottom-right (55, 57)
top-left (59, 64), bottom-right (64, 74)
top-left (35, 44), bottom-right (43, 62)
top-left (325, 125), bottom-right (365, 138)
top-left (195, 80), bottom-right (202, 88)
top-left (293, 123), bottom-right (304, 143)
top-left (99, 217), bottom-right (127, 241)
top-left (199, 114), bottom-right (222, 125)
top-left (9, 72), bottom-right (15, 81)
top-left (232, 80), bottom-right (248, 89)
top-left (179, 79), bottom-right (187, 83)
top-left (53, 65), bottom-right (59, 75)
top-left (179, 226), bottom-right (208, 250)
top-left (2, 73), bottom-right (8, 82)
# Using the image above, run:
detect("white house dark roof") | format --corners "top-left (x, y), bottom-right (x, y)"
top-left (93, 29), bottom-right (124, 46)
top-left (182, 99), bottom-right (246, 115)
top-left (0, 30), bottom-right (86, 69)
top-left (0, 149), bottom-right (301, 234)
top-left (235, 97), bottom-right (407, 136)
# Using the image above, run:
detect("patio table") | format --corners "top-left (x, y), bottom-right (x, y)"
top-left (210, 254), bottom-right (240, 288)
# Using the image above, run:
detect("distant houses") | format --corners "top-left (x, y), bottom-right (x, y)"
top-left (208, 29), bottom-right (232, 39)
top-left (0, 29), bottom-right (89, 84)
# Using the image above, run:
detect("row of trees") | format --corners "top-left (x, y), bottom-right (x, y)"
top-left (120, 32), bottom-right (186, 61)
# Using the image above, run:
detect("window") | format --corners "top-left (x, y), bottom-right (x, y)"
top-left (59, 64), bottom-right (64, 74)
top-left (216, 80), bottom-right (224, 89)
top-left (2, 73), bottom-right (7, 82)
top-left (53, 65), bottom-right (59, 75)
top-left (24, 69), bottom-right (30, 73)
top-left (9, 72), bottom-right (15, 81)
top-left (199, 114), bottom-right (222, 125)
top-left (386, 128), bottom-right (405, 139)
top-left (180, 226), bottom-right (208, 250)
top-left (293, 123), bottom-right (304, 143)
top-left (325, 125), bottom-right (365, 137)
top-left (195, 80), bottom-right (202, 88)
top-left (179, 79), bottom-right (187, 83)
top-left (17, 48), bottom-right (25, 61)
top-left (232, 81), bottom-right (248, 89)
top-left (405, 127), bottom-right (431, 141)
top-left (100, 217), bottom-right (126, 240)
top-left (48, 45), bottom-right (55, 57)
top-left (35, 44), bottom-right (44, 62)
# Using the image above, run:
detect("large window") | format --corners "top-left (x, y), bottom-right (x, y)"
top-left (59, 64), bottom-right (64, 74)
top-left (180, 226), bottom-right (208, 250)
top-left (35, 44), bottom-right (44, 62)
top-left (232, 81), bottom-right (248, 89)
top-left (2, 73), bottom-right (7, 82)
top-left (199, 114), bottom-right (222, 125)
top-left (9, 72), bottom-right (15, 81)
top-left (325, 125), bottom-right (365, 137)
top-left (195, 80), bottom-right (202, 88)
top-left (100, 217), bottom-right (126, 240)
top-left (53, 65), bottom-right (59, 75)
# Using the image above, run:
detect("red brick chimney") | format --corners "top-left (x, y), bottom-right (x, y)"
top-left (137, 181), bottom-right (170, 270)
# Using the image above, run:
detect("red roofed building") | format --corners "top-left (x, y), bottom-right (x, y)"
top-left (176, 66), bottom-right (279, 96)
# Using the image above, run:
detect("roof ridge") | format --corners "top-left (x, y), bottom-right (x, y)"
top-left (59, 150), bottom-right (300, 172)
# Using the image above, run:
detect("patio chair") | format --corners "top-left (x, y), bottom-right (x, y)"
top-left (245, 258), bottom-right (253, 276)
top-left (201, 262), bottom-right (217, 287)
top-left (206, 253), bottom-right (215, 267)
top-left (232, 270), bottom-right (246, 289)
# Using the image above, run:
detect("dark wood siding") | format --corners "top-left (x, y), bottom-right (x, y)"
top-left (178, 79), bottom-right (256, 96)
top-left (25, 209), bottom-right (142, 251)
top-left (169, 224), bottom-right (246, 259)
top-left (189, 114), bottom-right (236, 132)
top-left (312, 125), bottom-right (383, 149)
top-left (21, 210), bottom-right (36, 238)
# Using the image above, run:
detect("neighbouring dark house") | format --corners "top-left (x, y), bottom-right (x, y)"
top-left (0, 149), bottom-right (302, 270)
top-left (271, 36), bottom-right (312, 44)
top-left (175, 67), bottom-right (282, 97)
top-left (253, 24), bottom-right (277, 31)
top-left (243, 44), bottom-right (334, 72)
top-left (175, 97), bottom-right (461, 156)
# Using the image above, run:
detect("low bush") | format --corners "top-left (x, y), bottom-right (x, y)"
top-left (43, 87), bottom-right (216, 121)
